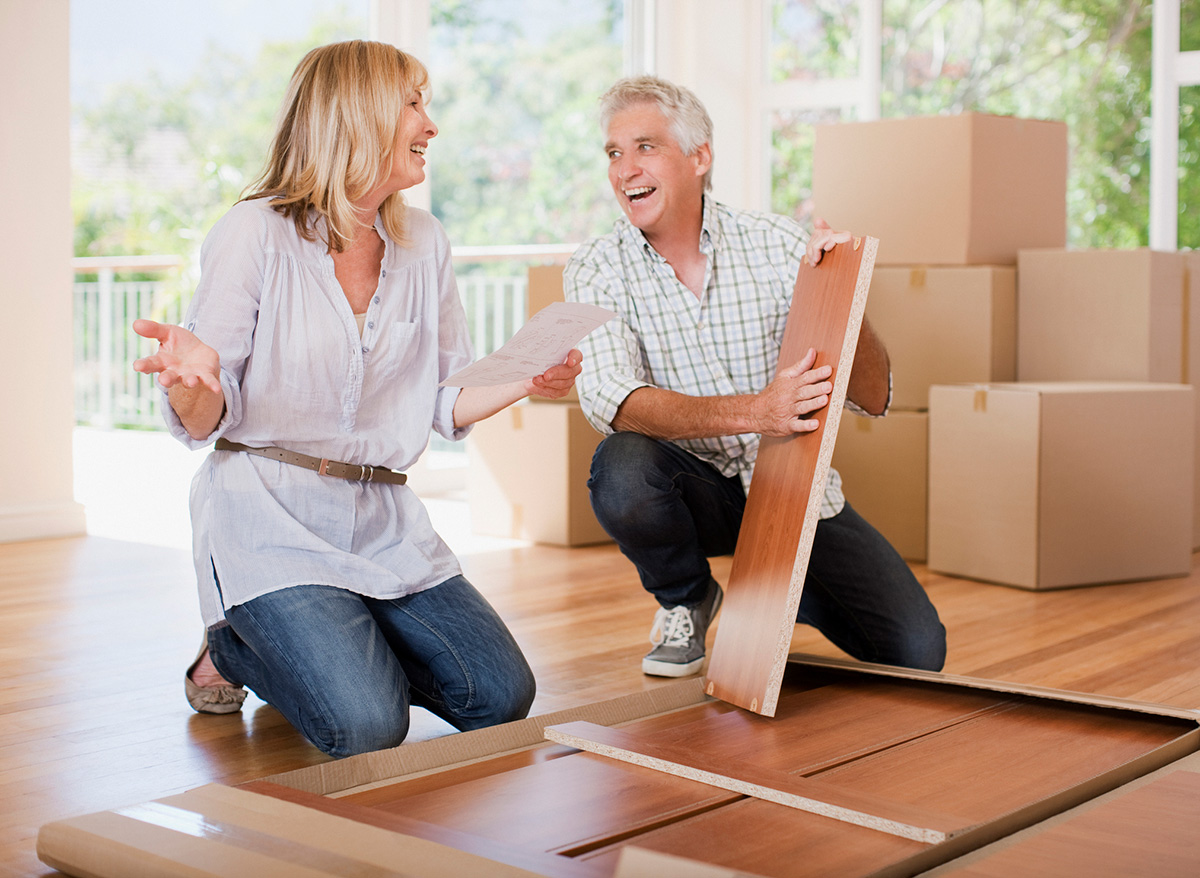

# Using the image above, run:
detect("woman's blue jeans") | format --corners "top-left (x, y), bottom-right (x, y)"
top-left (588, 432), bottom-right (946, 671)
top-left (207, 574), bottom-right (536, 758)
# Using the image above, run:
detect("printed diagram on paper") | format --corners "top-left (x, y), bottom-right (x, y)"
top-left (440, 300), bottom-right (615, 387)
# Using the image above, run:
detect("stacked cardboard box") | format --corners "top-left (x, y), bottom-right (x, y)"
top-left (466, 264), bottom-right (610, 546)
top-left (1016, 248), bottom-right (1200, 551)
top-left (819, 113), bottom-right (1066, 563)
top-left (818, 113), bottom-right (1194, 586)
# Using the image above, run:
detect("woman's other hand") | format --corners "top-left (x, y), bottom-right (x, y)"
top-left (526, 348), bottom-right (583, 400)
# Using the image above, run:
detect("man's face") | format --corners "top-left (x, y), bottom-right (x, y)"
top-left (604, 102), bottom-right (710, 243)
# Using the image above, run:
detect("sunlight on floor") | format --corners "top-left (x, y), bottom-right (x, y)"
top-left (72, 427), bottom-right (529, 556)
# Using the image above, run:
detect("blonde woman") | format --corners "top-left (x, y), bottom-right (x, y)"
top-left (133, 41), bottom-right (580, 758)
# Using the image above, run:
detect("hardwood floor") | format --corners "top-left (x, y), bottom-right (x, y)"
top-left (2, 533), bottom-right (1199, 878)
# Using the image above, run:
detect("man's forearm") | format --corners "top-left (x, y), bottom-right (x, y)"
top-left (846, 316), bottom-right (890, 416)
top-left (610, 386), bottom-right (760, 440)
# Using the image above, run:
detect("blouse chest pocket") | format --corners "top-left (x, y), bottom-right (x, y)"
top-left (367, 320), bottom-right (422, 384)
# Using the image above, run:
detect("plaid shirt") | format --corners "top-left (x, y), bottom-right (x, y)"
top-left (565, 199), bottom-right (888, 518)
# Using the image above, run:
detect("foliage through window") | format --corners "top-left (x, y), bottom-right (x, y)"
top-left (769, 0), bottom-right (1199, 250)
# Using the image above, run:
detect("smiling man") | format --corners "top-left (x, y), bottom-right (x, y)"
top-left (564, 75), bottom-right (946, 679)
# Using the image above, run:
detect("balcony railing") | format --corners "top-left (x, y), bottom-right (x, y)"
top-left (72, 245), bottom-right (576, 432)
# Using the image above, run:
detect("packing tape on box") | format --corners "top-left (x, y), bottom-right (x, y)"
top-left (512, 504), bottom-right (524, 539)
top-left (511, 407), bottom-right (523, 430)
top-left (909, 268), bottom-right (927, 288)
top-left (973, 389), bottom-right (988, 412)
top-left (855, 417), bottom-right (873, 432)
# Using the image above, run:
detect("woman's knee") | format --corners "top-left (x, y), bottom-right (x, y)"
top-left (306, 696), bottom-right (410, 758)
top-left (445, 656), bottom-right (536, 732)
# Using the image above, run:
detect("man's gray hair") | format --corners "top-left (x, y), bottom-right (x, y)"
top-left (599, 75), bottom-right (714, 192)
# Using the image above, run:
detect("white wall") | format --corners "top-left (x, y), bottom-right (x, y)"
top-left (0, 0), bottom-right (87, 542)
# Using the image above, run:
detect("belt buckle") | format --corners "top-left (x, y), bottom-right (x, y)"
top-left (318, 458), bottom-right (332, 477)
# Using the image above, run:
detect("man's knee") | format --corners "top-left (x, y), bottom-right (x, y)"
top-left (587, 432), bottom-right (669, 532)
top-left (887, 620), bottom-right (947, 672)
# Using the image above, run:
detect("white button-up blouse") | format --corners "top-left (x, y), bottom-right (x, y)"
top-left (165, 198), bottom-right (472, 626)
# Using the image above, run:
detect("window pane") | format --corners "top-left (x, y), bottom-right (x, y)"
top-left (771, 107), bottom-right (847, 225)
top-left (1181, 85), bottom-right (1200, 249)
top-left (771, 0), bottom-right (860, 82)
top-left (1183, 3), bottom-right (1200, 53)
top-left (428, 0), bottom-right (624, 247)
top-left (71, 0), bottom-right (368, 262)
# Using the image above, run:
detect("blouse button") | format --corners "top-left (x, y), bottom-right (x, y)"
top-left (380, 270), bottom-right (387, 278)
top-left (361, 346), bottom-right (369, 354)
top-left (374, 296), bottom-right (381, 304)
top-left (367, 322), bottom-right (375, 329)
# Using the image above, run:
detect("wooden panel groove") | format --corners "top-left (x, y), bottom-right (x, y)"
top-left (705, 237), bottom-right (878, 716)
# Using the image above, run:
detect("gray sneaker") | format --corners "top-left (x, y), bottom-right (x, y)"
top-left (642, 580), bottom-right (724, 677)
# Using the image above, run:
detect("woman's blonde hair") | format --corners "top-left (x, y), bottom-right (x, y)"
top-left (243, 40), bottom-right (429, 251)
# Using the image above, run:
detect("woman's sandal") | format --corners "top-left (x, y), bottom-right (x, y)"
top-left (184, 639), bottom-right (247, 715)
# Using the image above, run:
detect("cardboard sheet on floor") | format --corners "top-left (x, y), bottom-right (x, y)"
top-left (704, 237), bottom-right (877, 716)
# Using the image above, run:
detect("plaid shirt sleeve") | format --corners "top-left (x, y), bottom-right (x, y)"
top-left (563, 240), bottom-right (653, 435)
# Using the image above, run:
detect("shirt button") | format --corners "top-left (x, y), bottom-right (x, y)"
top-left (367, 321), bottom-right (375, 329)
top-left (361, 346), bottom-right (369, 354)
top-left (373, 296), bottom-right (381, 304)
top-left (380, 270), bottom-right (387, 277)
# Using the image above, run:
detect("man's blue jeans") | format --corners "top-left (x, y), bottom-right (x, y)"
top-left (207, 575), bottom-right (536, 758)
top-left (588, 432), bottom-right (946, 671)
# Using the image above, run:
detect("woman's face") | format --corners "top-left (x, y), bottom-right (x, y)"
top-left (381, 90), bottom-right (438, 195)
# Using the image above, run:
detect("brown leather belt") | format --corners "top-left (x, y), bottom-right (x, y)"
top-left (214, 438), bottom-right (407, 485)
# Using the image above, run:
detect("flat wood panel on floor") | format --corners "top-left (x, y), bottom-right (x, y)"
top-left (817, 699), bottom-right (1195, 822)
top-left (706, 237), bottom-right (877, 716)
top-left (6, 533), bottom-right (1200, 878)
top-left (338, 751), bottom-right (737, 856)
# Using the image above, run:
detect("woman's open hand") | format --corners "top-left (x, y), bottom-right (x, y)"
top-left (132, 319), bottom-right (221, 394)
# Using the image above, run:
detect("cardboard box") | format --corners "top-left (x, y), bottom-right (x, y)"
top-left (868, 266), bottom-right (1015, 409)
top-left (831, 411), bottom-right (928, 561)
top-left (467, 402), bottom-right (609, 546)
top-left (526, 264), bottom-right (578, 403)
top-left (1018, 248), bottom-right (1199, 547)
top-left (927, 382), bottom-right (1193, 590)
top-left (1016, 249), bottom-right (1187, 384)
top-left (813, 113), bottom-right (1067, 265)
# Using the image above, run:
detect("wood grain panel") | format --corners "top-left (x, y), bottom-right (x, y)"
top-left (816, 699), bottom-right (1196, 822)
top-left (623, 675), bottom-right (1008, 774)
top-left (705, 237), bottom-right (878, 716)
top-left (322, 752), bottom-right (738, 857)
top-left (240, 781), bottom-right (607, 877)
top-left (581, 796), bottom-right (924, 878)
top-left (544, 721), bottom-right (968, 843)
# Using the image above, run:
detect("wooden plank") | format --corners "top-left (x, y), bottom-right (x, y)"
top-left (544, 720), bottom-right (968, 843)
top-left (705, 237), bottom-right (878, 716)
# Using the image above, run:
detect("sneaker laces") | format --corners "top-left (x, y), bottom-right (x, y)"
top-left (649, 604), bottom-right (695, 648)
